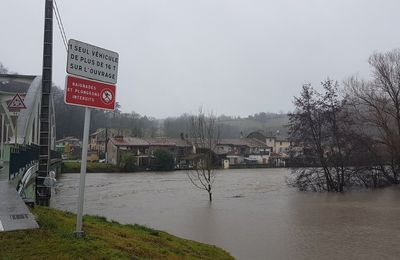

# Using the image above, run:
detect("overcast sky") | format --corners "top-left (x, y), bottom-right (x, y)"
top-left (1, 0), bottom-right (400, 118)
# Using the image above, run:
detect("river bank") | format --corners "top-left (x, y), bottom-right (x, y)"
top-left (0, 206), bottom-right (233, 259)
top-left (61, 161), bottom-right (285, 174)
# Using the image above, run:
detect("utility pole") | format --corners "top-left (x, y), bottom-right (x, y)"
top-left (36, 0), bottom-right (53, 206)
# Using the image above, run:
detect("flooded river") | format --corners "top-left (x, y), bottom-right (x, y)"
top-left (53, 169), bottom-right (400, 260)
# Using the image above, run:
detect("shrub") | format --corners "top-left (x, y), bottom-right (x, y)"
top-left (119, 154), bottom-right (137, 172)
top-left (153, 149), bottom-right (175, 171)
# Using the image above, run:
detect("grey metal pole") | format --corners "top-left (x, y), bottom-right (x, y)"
top-left (14, 120), bottom-right (17, 145)
top-left (1, 114), bottom-right (4, 160)
top-left (37, 0), bottom-right (53, 206)
top-left (75, 107), bottom-right (91, 237)
top-left (6, 124), bottom-right (9, 143)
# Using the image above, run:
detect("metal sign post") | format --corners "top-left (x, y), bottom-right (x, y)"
top-left (1, 114), bottom-right (4, 160)
top-left (65, 39), bottom-right (119, 238)
top-left (74, 107), bottom-right (91, 237)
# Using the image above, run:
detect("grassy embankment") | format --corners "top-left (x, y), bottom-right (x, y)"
top-left (0, 207), bottom-right (233, 259)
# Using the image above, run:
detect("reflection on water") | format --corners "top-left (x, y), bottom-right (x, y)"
top-left (53, 169), bottom-right (400, 260)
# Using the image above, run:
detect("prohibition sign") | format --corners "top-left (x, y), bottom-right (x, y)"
top-left (101, 89), bottom-right (114, 104)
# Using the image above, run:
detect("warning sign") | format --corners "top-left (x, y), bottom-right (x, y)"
top-left (64, 75), bottom-right (116, 110)
top-left (8, 94), bottom-right (26, 109)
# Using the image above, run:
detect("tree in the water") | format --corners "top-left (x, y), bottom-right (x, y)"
top-left (346, 49), bottom-right (400, 185)
top-left (186, 109), bottom-right (219, 202)
top-left (289, 80), bottom-right (361, 192)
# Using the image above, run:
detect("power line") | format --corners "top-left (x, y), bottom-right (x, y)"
top-left (53, 0), bottom-right (68, 52)
top-left (53, 0), bottom-right (67, 51)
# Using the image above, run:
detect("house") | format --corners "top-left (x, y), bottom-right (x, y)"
top-left (107, 135), bottom-right (276, 169)
top-left (247, 131), bottom-right (292, 167)
top-left (145, 137), bottom-right (193, 166)
top-left (269, 152), bottom-right (289, 167)
top-left (55, 136), bottom-right (82, 159)
top-left (89, 128), bottom-right (107, 153)
top-left (107, 136), bottom-right (150, 166)
top-left (215, 138), bottom-right (272, 165)
top-left (89, 128), bottom-right (133, 154)
top-left (247, 131), bottom-right (291, 154)
top-left (107, 136), bottom-right (195, 168)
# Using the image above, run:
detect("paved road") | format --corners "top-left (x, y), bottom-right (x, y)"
top-left (0, 181), bottom-right (38, 231)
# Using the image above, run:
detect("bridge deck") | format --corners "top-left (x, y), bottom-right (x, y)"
top-left (0, 181), bottom-right (38, 231)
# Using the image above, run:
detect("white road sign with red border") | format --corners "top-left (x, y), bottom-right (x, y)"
top-left (64, 75), bottom-right (116, 110)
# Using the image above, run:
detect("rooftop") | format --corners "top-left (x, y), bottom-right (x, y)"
top-left (0, 74), bottom-right (36, 93)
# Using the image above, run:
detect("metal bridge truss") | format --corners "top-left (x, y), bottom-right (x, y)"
top-left (0, 75), bottom-right (57, 202)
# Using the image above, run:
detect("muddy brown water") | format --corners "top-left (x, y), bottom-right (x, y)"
top-left (53, 169), bottom-right (400, 260)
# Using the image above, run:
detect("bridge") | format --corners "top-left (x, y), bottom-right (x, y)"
top-left (0, 74), bottom-right (61, 231)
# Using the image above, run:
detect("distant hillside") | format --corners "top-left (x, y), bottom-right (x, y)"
top-left (218, 114), bottom-right (289, 138)
top-left (162, 113), bottom-right (290, 139)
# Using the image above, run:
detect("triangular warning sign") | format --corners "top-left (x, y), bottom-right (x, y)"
top-left (8, 94), bottom-right (26, 109)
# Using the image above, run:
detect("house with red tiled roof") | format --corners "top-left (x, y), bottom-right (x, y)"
top-left (107, 136), bottom-right (150, 166)
top-left (145, 138), bottom-right (193, 161)
top-left (107, 136), bottom-right (194, 167)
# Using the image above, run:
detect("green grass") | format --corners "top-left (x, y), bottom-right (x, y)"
top-left (0, 207), bottom-right (233, 260)
top-left (62, 161), bottom-right (122, 173)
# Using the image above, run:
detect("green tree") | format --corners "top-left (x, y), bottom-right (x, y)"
top-left (153, 149), bottom-right (175, 171)
top-left (119, 154), bottom-right (137, 172)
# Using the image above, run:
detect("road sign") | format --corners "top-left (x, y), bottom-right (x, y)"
top-left (67, 39), bottom-right (119, 84)
top-left (8, 94), bottom-right (26, 109)
top-left (65, 75), bottom-right (116, 110)
top-left (7, 93), bottom-right (26, 116)
top-left (65, 39), bottom-right (119, 237)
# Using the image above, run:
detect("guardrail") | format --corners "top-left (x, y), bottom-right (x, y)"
top-left (9, 144), bottom-right (39, 181)
top-left (8, 144), bottom-right (61, 181)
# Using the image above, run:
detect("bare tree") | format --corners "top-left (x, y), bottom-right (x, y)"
top-left (289, 80), bottom-right (360, 192)
top-left (187, 109), bottom-right (219, 202)
top-left (346, 49), bottom-right (400, 185)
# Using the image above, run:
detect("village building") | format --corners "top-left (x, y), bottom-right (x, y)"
top-left (55, 136), bottom-right (81, 159)
top-left (216, 138), bottom-right (272, 166)
top-left (247, 131), bottom-right (291, 153)
top-left (89, 128), bottom-right (133, 154)
top-left (107, 136), bottom-right (150, 166)
top-left (247, 131), bottom-right (291, 166)
top-left (107, 136), bottom-right (194, 168)
top-left (105, 131), bottom-right (288, 169)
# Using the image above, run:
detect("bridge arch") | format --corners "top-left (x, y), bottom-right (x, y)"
top-left (0, 74), bottom-right (57, 183)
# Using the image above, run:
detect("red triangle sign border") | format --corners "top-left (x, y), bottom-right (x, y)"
top-left (8, 93), bottom-right (26, 109)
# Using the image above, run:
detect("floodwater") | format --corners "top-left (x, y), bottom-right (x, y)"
top-left (53, 169), bottom-right (400, 260)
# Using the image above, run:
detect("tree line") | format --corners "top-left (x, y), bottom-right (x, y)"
top-left (52, 86), bottom-right (159, 139)
top-left (288, 49), bottom-right (400, 192)
top-left (163, 113), bottom-right (288, 139)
